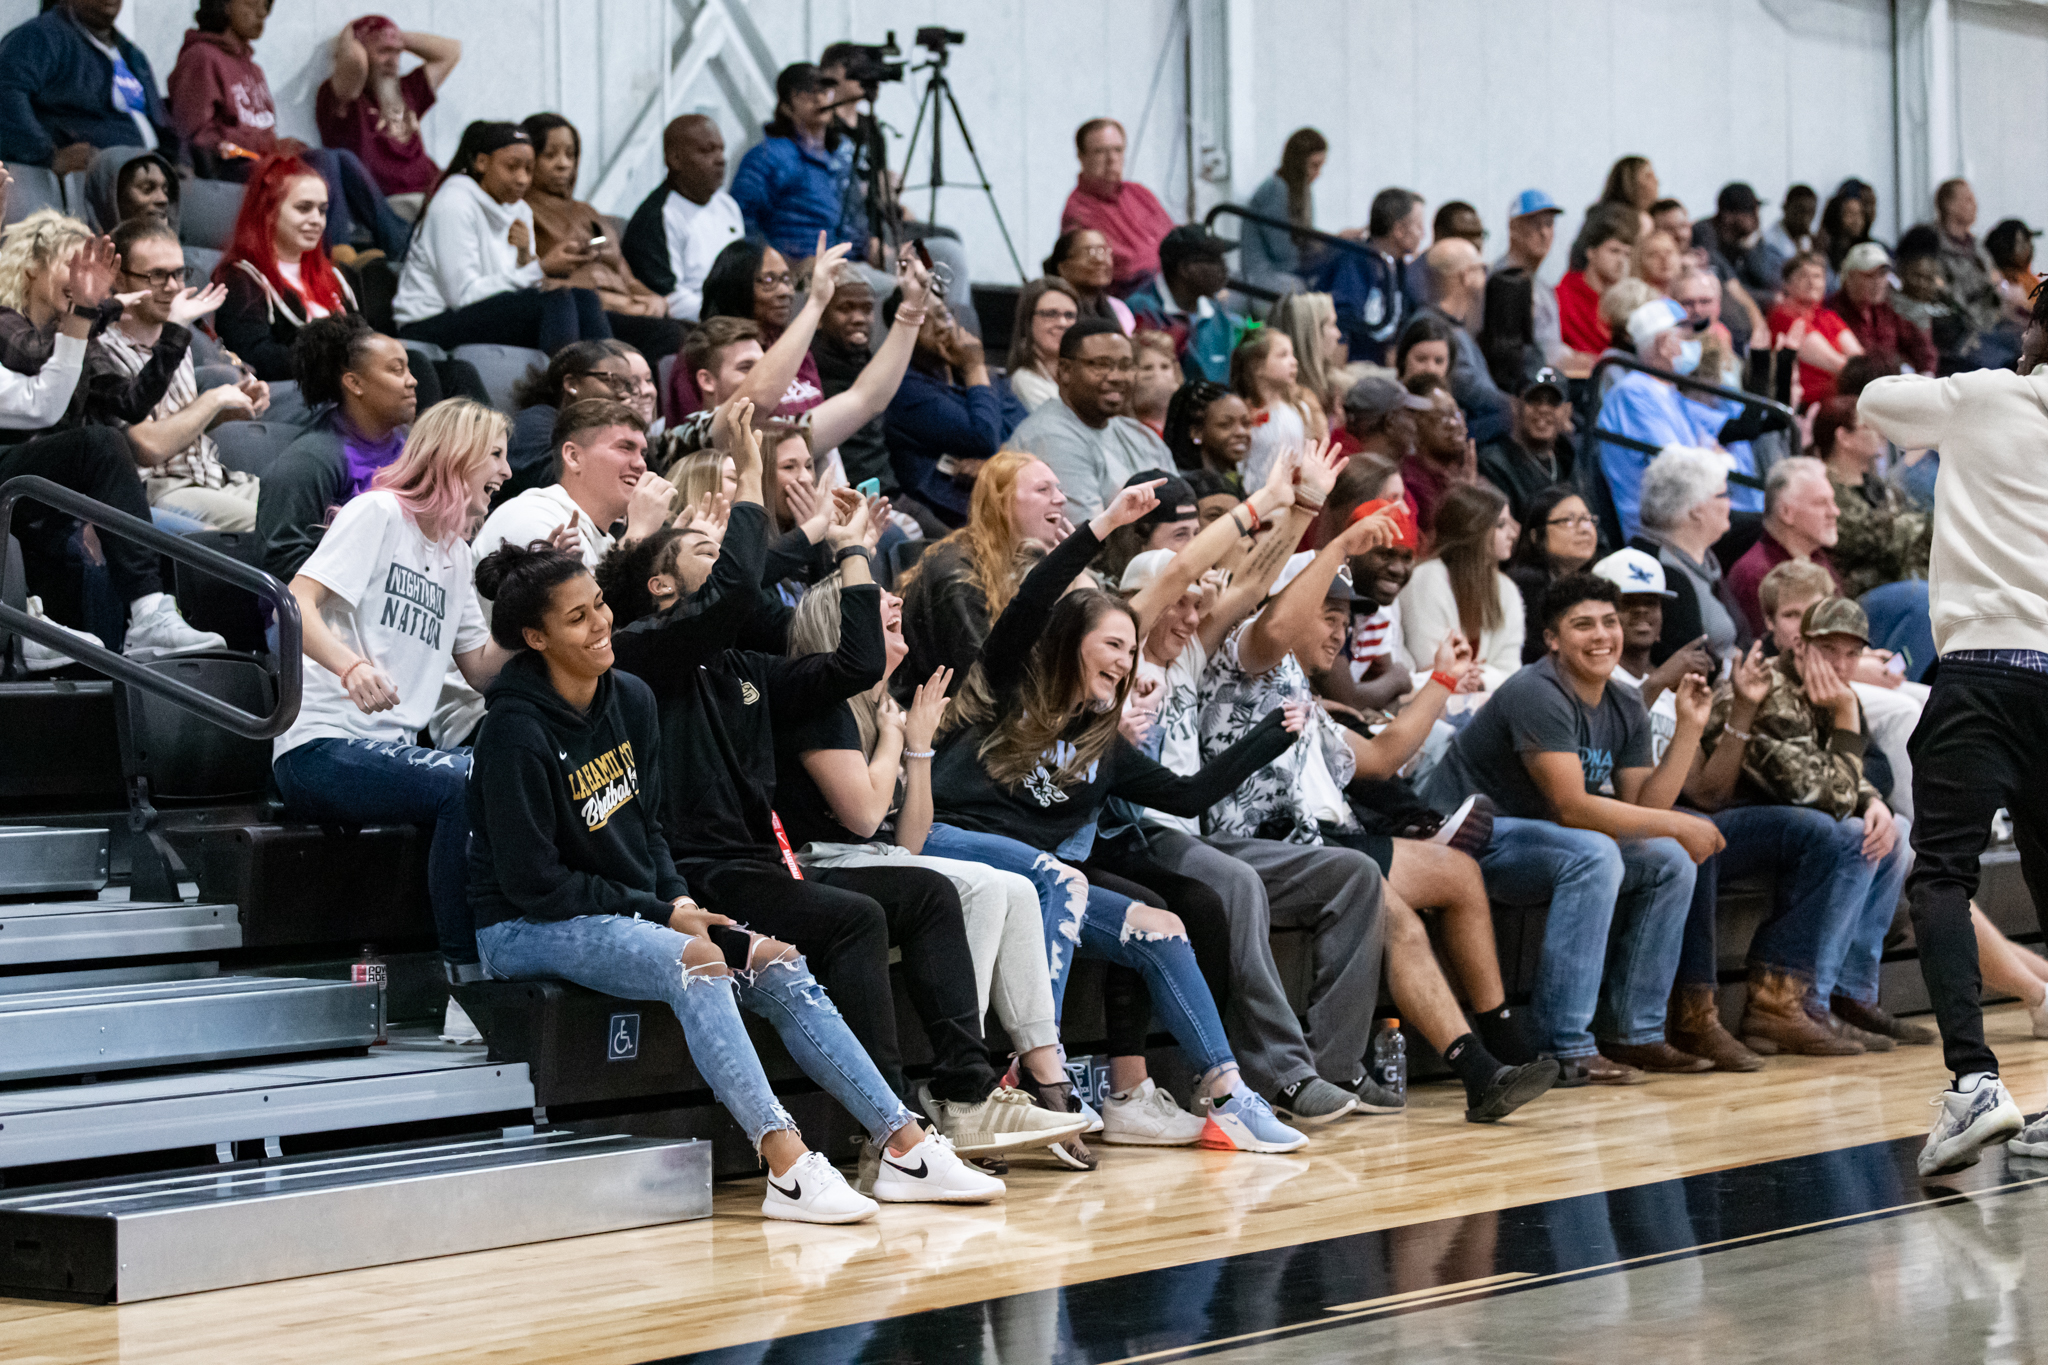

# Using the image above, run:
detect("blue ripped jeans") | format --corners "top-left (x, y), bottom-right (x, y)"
top-left (274, 737), bottom-right (475, 965)
top-left (476, 913), bottom-right (915, 1146)
top-left (921, 823), bottom-right (1237, 1078)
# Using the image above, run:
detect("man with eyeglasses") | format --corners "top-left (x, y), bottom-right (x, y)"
top-left (80, 218), bottom-right (268, 532)
top-left (1477, 369), bottom-right (1575, 527)
top-left (1008, 317), bottom-right (1171, 522)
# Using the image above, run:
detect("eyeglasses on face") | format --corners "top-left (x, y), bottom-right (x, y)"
top-left (1072, 357), bottom-right (1136, 375)
top-left (755, 271), bottom-right (794, 288)
top-left (1072, 244), bottom-right (1113, 260)
top-left (122, 267), bottom-right (184, 290)
top-left (577, 370), bottom-right (652, 395)
top-left (1545, 513), bottom-right (1597, 530)
top-left (1032, 306), bottom-right (1079, 323)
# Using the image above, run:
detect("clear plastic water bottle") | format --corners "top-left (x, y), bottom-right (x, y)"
top-left (1372, 1017), bottom-right (1407, 1101)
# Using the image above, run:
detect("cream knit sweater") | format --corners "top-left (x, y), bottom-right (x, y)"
top-left (1859, 369), bottom-right (2048, 655)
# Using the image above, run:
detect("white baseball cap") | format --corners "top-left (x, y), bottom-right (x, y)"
top-left (1592, 547), bottom-right (1676, 598)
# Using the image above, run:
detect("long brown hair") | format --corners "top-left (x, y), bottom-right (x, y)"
top-left (899, 449), bottom-right (1044, 621)
top-left (1006, 276), bottom-right (1080, 375)
top-left (1431, 482), bottom-right (1508, 638)
top-left (1277, 127), bottom-right (1328, 232)
top-left (950, 587), bottom-right (1138, 791)
top-left (789, 571), bottom-right (888, 758)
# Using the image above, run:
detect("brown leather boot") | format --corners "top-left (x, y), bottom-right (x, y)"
top-left (1832, 994), bottom-right (1938, 1046)
top-left (1740, 967), bottom-right (1864, 1056)
top-left (1668, 984), bottom-right (1765, 1072)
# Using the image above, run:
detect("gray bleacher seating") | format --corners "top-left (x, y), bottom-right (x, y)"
top-left (184, 244), bottom-right (221, 289)
top-left (178, 176), bottom-right (244, 252)
top-left (451, 343), bottom-right (547, 413)
top-left (2, 165), bottom-right (64, 226)
top-left (209, 418), bottom-right (299, 481)
top-left (262, 379), bottom-right (309, 428)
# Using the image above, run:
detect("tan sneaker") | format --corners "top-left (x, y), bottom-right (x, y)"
top-left (919, 1083), bottom-right (1088, 1156)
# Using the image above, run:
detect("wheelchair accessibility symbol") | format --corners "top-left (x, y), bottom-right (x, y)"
top-left (607, 1012), bottom-right (641, 1061)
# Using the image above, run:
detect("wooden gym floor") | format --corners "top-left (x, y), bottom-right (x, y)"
top-left (4, 1003), bottom-right (2045, 1364)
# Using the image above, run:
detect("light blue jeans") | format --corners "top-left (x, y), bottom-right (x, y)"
top-left (1817, 813), bottom-right (1914, 1005)
top-left (476, 913), bottom-right (915, 1147)
top-left (1478, 817), bottom-right (1695, 1058)
top-left (921, 822), bottom-right (1238, 1078)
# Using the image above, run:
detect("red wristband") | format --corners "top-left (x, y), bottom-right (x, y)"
top-left (1430, 670), bottom-right (1462, 692)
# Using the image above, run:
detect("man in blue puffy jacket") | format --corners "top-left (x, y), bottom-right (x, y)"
top-left (730, 63), bottom-right (852, 268)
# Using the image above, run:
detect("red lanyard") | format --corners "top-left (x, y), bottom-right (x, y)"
top-left (771, 812), bottom-right (804, 880)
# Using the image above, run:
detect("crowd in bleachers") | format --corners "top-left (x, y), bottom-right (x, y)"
top-left (8, 0), bottom-right (2048, 1223)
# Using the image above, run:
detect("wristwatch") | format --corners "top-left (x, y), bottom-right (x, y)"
top-left (69, 303), bottom-right (101, 322)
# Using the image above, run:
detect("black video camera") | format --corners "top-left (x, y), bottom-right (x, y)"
top-left (835, 33), bottom-right (903, 88)
top-left (916, 26), bottom-right (966, 52)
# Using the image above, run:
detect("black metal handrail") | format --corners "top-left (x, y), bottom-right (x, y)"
top-left (1583, 354), bottom-right (1798, 494)
top-left (1203, 202), bottom-right (1377, 263)
top-left (0, 474), bottom-right (301, 739)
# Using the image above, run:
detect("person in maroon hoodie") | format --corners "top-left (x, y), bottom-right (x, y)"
top-left (167, 0), bottom-right (410, 258)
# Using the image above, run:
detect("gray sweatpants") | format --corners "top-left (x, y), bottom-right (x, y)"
top-left (1141, 828), bottom-right (1387, 1094)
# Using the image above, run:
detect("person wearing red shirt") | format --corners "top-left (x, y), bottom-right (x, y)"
top-left (1557, 203), bottom-right (1638, 358)
top-left (1767, 251), bottom-right (1864, 406)
top-left (1059, 118), bottom-right (1176, 296)
top-left (1827, 241), bottom-right (1938, 377)
top-left (315, 16), bottom-right (462, 215)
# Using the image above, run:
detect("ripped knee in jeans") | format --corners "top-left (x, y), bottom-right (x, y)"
top-left (679, 935), bottom-right (733, 989)
top-left (1032, 853), bottom-right (1090, 950)
top-left (1120, 903), bottom-right (1187, 944)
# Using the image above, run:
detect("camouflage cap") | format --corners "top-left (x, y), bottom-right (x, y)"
top-left (1799, 596), bottom-right (1869, 645)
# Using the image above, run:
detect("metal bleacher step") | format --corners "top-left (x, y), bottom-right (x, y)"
top-left (0, 975), bottom-right (378, 1083)
top-left (0, 885), bottom-right (240, 966)
top-left (0, 1129), bottom-right (713, 1302)
top-left (0, 1047), bottom-right (537, 1168)
top-left (0, 826), bottom-right (108, 896)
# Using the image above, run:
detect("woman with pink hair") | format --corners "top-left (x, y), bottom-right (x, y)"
top-left (272, 398), bottom-right (515, 999)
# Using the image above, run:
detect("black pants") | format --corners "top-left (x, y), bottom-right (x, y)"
top-left (1075, 857), bottom-right (1175, 1060)
top-left (398, 287), bottom-right (610, 355)
top-left (408, 354), bottom-right (491, 410)
top-left (0, 426), bottom-right (160, 624)
top-left (603, 311), bottom-right (685, 363)
top-left (1906, 658), bottom-right (2048, 1077)
top-left (678, 857), bottom-right (997, 1105)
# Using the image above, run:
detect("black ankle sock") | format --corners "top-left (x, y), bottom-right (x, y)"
top-left (1474, 1004), bottom-right (1536, 1065)
top-left (1444, 1033), bottom-right (1505, 1104)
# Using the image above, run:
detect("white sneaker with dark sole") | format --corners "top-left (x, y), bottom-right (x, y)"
top-left (1101, 1078), bottom-right (1207, 1146)
top-left (763, 1151), bottom-right (879, 1223)
top-left (919, 1083), bottom-right (1088, 1155)
top-left (440, 997), bottom-right (483, 1044)
top-left (1919, 1078), bottom-right (2024, 1177)
top-left (868, 1133), bottom-right (1004, 1203)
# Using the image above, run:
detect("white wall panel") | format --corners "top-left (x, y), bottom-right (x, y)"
top-left (14, 0), bottom-right (2020, 284)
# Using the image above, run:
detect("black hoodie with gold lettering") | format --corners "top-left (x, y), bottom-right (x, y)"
top-left (468, 649), bottom-right (689, 931)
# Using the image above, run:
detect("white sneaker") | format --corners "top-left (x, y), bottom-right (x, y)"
top-left (1919, 1077), bottom-right (2024, 1177)
top-left (763, 1150), bottom-right (878, 1224)
top-left (2008, 1111), bottom-right (2048, 1160)
top-left (1101, 1077), bottom-right (1206, 1146)
top-left (919, 1083), bottom-right (1089, 1155)
top-left (440, 997), bottom-right (483, 1044)
top-left (866, 1133), bottom-right (1004, 1204)
top-left (1198, 1085), bottom-right (1310, 1154)
top-left (17, 597), bottom-right (103, 672)
top-left (123, 594), bottom-right (225, 657)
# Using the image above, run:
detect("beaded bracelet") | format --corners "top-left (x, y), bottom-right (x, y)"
top-left (341, 659), bottom-right (370, 689)
top-left (894, 307), bottom-right (928, 327)
top-left (1723, 726), bottom-right (1753, 742)
top-left (903, 749), bottom-right (936, 760)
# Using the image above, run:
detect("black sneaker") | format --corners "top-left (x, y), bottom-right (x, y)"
top-left (1464, 1059), bottom-right (1560, 1123)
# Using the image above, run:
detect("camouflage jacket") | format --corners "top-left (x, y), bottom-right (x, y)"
top-left (1829, 469), bottom-right (1930, 600)
top-left (1701, 655), bottom-right (1878, 818)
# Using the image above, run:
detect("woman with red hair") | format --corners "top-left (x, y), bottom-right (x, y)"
top-left (273, 397), bottom-right (516, 989)
top-left (213, 153), bottom-right (482, 405)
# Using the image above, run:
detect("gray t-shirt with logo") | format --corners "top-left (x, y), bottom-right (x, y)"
top-left (1421, 655), bottom-right (1651, 820)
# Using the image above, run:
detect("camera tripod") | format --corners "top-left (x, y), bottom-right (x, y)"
top-left (897, 39), bottom-right (1026, 282)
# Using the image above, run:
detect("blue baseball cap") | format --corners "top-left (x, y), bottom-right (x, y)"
top-left (1506, 189), bottom-right (1562, 220)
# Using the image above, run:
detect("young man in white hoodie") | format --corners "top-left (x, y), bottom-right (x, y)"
top-left (1857, 295), bottom-right (2048, 1175)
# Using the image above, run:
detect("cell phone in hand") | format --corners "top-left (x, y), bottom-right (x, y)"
top-left (911, 238), bottom-right (934, 270)
top-left (855, 477), bottom-right (881, 498)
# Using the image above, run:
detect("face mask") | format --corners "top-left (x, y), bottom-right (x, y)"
top-left (1672, 339), bottom-right (1703, 376)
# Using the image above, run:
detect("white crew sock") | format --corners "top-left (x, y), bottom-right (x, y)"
top-left (1955, 1071), bottom-right (1996, 1094)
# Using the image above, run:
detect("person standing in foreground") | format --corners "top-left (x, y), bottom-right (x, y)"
top-left (1856, 288), bottom-right (2048, 1175)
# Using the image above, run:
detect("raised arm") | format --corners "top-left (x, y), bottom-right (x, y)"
top-left (763, 504), bottom-right (884, 716)
top-left (1342, 632), bottom-right (1467, 779)
top-left (727, 233), bottom-right (851, 420)
top-left (978, 480), bottom-right (1162, 698)
top-left (406, 31), bottom-right (463, 90)
top-left (1617, 673), bottom-right (1712, 811)
top-left (806, 250), bottom-right (934, 453)
top-left (1238, 502), bottom-right (1400, 677)
top-left (328, 24), bottom-right (370, 104)
top-left (1109, 705), bottom-right (1300, 815)
top-left (1132, 438), bottom-right (1311, 634)
top-left (1684, 644), bottom-right (1768, 812)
